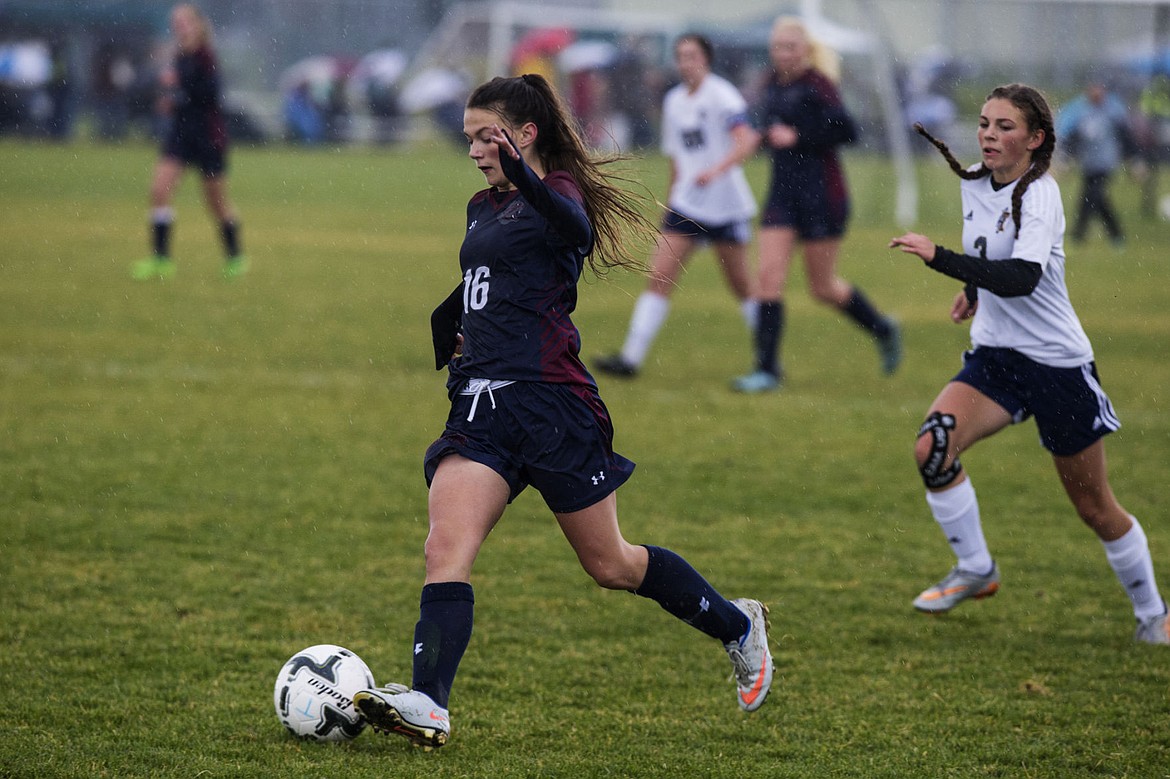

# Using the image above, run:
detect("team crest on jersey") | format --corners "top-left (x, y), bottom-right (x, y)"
top-left (996, 209), bottom-right (1011, 233)
top-left (499, 199), bottom-right (525, 222)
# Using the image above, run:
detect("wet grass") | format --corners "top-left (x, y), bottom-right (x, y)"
top-left (1, 137), bottom-right (1168, 778)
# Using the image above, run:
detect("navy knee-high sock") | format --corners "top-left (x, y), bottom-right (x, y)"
top-left (842, 287), bottom-right (892, 338)
top-left (411, 582), bottom-right (474, 709)
top-left (152, 220), bottom-right (171, 258)
top-left (632, 545), bottom-right (749, 645)
top-left (754, 301), bottom-right (784, 376)
top-left (220, 220), bottom-right (241, 258)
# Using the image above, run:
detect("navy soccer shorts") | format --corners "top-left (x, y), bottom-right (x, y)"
top-left (661, 209), bottom-right (751, 245)
top-left (760, 180), bottom-right (848, 240)
top-left (162, 130), bottom-right (227, 176)
top-left (953, 346), bottom-right (1121, 456)
top-left (424, 381), bottom-right (636, 513)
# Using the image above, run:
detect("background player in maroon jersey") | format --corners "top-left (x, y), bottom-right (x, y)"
top-left (132, 4), bottom-right (246, 280)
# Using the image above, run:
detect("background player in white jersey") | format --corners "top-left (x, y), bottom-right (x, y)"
top-left (595, 34), bottom-right (758, 378)
top-left (889, 83), bottom-right (1168, 644)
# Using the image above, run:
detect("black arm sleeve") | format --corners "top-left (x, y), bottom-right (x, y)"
top-left (496, 135), bottom-right (593, 250)
top-left (430, 283), bottom-right (463, 370)
top-left (929, 246), bottom-right (1043, 298)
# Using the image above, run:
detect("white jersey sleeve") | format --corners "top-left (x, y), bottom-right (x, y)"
top-left (660, 74), bottom-right (757, 224)
top-left (960, 170), bottom-right (1093, 367)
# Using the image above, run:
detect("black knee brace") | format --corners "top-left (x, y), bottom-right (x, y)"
top-left (917, 412), bottom-right (962, 489)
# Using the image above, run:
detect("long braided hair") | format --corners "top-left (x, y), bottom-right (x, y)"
top-left (466, 74), bottom-right (653, 274)
top-left (914, 83), bottom-right (1056, 238)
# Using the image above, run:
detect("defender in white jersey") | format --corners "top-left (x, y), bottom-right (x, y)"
top-left (890, 83), bottom-right (1168, 644)
top-left (595, 34), bottom-right (759, 378)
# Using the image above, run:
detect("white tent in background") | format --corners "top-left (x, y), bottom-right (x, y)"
top-left (407, 0), bottom-right (919, 226)
top-left (557, 40), bottom-right (619, 75)
top-left (351, 49), bottom-right (410, 89)
top-left (399, 67), bottom-right (469, 113)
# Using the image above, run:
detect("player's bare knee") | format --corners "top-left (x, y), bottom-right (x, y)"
top-left (1069, 494), bottom-right (1119, 536)
top-left (581, 557), bottom-right (639, 591)
top-left (809, 284), bottom-right (837, 305)
top-left (916, 411), bottom-right (963, 489)
top-left (422, 530), bottom-right (463, 573)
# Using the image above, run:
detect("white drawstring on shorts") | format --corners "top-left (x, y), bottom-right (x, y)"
top-left (459, 378), bottom-right (514, 421)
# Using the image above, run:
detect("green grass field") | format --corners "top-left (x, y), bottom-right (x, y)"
top-left (2, 136), bottom-right (1168, 778)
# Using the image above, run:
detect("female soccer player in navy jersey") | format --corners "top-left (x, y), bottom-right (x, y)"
top-left (351, 74), bottom-right (775, 749)
top-left (131, 4), bottom-right (245, 280)
top-left (889, 83), bottom-right (1168, 644)
top-left (733, 16), bottom-right (901, 393)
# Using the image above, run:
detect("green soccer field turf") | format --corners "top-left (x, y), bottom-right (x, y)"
top-left (2, 137), bottom-right (1167, 778)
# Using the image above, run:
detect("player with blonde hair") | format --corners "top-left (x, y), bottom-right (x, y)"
top-left (734, 16), bottom-right (900, 392)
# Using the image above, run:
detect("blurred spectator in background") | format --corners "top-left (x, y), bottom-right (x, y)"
top-left (569, 66), bottom-right (611, 148)
top-left (324, 74), bottom-right (349, 143)
top-left (92, 41), bottom-right (135, 141)
top-left (902, 47), bottom-right (959, 156)
top-left (559, 39), bottom-right (631, 150)
top-left (135, 40), bottom-right (172, 140)
top-left (366, 75), bottom-right (402, 145)
top-left (510, 27), bottom-right (573, 84)
top-left (1136, 73), bottom-right (1170, 217)
top-left (45, 41), bottom-right (73, 141)
top-left (1057, 78), bottom-right (1134, 246)
top-left (609, 35), bottom-right (659, 149)
top-left (284, 80), bottom-right (324, 143)
top-left (394, 66), bottom-right (469, 147)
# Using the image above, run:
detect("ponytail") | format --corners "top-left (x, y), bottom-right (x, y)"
top-left (467, 74), bottom-right (653, 274)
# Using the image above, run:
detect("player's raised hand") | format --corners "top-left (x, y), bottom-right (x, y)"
top-left (888, 232), bottom-right (937, 263)
top-left (487, 124), bottom-right (521, 160)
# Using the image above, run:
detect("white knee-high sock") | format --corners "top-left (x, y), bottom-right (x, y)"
top-left (926, 478), bottom-right (993, 574)
top-left (1102, 517), bottom-right (1166, 620)
top-left (740, 299), bottom-right (759, 332)
top-left (620, 291), bottom-right (670, 367)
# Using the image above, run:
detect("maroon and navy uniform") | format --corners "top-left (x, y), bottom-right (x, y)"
top-left (162, 46), bottom-right (228, 176)
top-left (449, 164), bottom-right (594, 388)
top-left (754, 69), bottom-right (857, 238)
top-left (425, 149), bottom-right (635, 512)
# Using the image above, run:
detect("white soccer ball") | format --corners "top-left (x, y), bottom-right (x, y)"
top-left (273, 644), bottom-right (376, 742)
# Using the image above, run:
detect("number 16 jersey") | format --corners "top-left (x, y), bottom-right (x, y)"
top-left (449, 169), bottom-right (597, 391)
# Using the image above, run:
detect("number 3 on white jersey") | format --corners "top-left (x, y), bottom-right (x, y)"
top-left (463, 266), bottom-right (490, 312)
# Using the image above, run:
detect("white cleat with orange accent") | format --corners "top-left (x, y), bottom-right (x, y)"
top-left (913, 564), bottom-right (1000, 614)
top-left (353, 686), bottom-right (450, 749)
top-left (726, 598), bottom-right (774, 712)
top-left (1135, 605), bottom-right (1170, 645)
